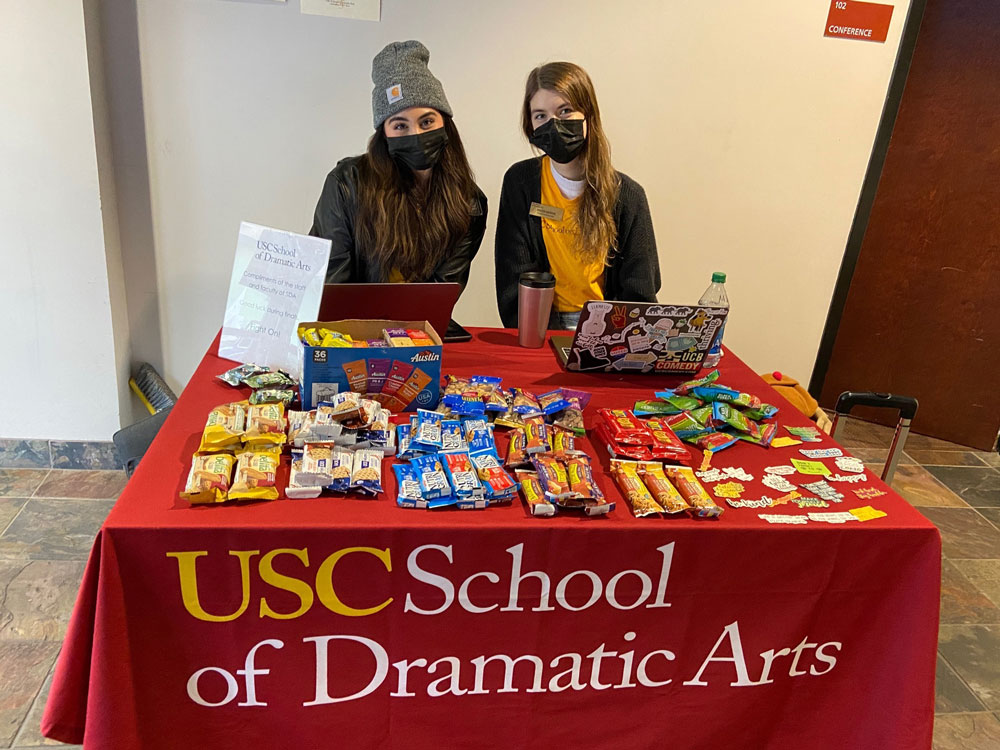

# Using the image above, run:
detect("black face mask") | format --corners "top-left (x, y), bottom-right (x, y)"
top-left (386, 128), bottom-right (449, 171)
top-left (528, 118), bottom-right (586, 164)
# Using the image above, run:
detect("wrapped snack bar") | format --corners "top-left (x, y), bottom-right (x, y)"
top-left (412, 454), bottom-right (452, 500)
top-left (531, 454), bottom-right (573, 501)
top-left (230, 449), bottom-right (280, 501)
top-left (443, 452), bottom-right (483, 499)
top-left (393, 463), bottom-right (427, 509)
top-left (610, 460), bottom-right (662, 518)
top-left (181, 453), bottom-right (236, 504)
top-left (566, 455), bottom-right (605, 502)
top-left (350, 449), bottom-right (383, 495)
top-left (597, 409), bottom-right (654, 445)
top-left (287, 454), bottom-right (323, 499)
top-left (244, 370), bottom-right (296, 390)
top-left (636, 461), bottom-right (690, 514)
top-left (298, 443), bottom-right (336, 487)
top-left (243, 402), bottom-right (286, 449)
top-left (217, 363), bottom-right (266, 387)
top-left (197, 401), bottom-right (248, 453)
top-left (287, 410), bottom-right (316, 448)
top-left (523, 416), bottom-right (550, 454)
top-left (414, 409), bottom-right (444, 450)
top-left (327, 448), bottom-right (355, 493)
top-left (663, 465), bottom-right (723, 518)
top-left (516, 470), bottom-right (556, 517)
top-left (643, 418), bottom-right (691, 464)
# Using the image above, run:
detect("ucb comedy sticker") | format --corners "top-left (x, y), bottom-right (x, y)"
top-left (312, 350), bottom-right (327, 364)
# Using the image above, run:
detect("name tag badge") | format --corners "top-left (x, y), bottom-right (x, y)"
top-left (529, 202), bottom-right (564, 221)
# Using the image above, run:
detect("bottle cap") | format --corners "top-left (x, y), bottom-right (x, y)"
top-left (519, 272), bottom-right (556, 289)
top-left (711, 272), bottom-right (726, 283)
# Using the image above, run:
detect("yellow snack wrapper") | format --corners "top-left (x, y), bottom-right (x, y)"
top-left (230, 449), bottom-right (281, 501)
top-left (181, 453), bottom-right (236, 504)
top-left (198, 401), bottom-right (249, 452)
top-left (244, 402), bottom-right (286, 448)
top-left (300, 327), bottom-right (323, 346)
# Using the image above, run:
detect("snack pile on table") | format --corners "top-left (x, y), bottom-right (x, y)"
top-left (186, 359), bottom-right (888, 525)
top-left (633, 369), bottom-right (780, 453)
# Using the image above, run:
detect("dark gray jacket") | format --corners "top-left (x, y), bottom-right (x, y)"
top-left (309, 156), bottom-right (487, 287)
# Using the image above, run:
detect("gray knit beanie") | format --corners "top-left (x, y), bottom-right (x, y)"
top-left (371, 40), bottom-right (452, 129)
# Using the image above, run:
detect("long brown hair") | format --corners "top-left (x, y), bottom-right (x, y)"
top-left (356, 115), bottom-right (477, 281)
top-left (522, 62), bottom-right (620, 264)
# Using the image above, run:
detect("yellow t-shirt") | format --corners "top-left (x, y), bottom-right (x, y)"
top-left (539, 157), bottom-right (605, 312)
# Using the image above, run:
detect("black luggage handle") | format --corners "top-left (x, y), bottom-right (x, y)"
top-left (834, 391), bottom-right (918, 421)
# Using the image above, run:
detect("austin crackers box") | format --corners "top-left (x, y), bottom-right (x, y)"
top-left (299, 319), bottom-right (442, 412)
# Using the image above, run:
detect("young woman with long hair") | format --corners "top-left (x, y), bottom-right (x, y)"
top-left (494, 62), bottom-right (660, 329)
top-left (310, 41), bottom-right (486, 290)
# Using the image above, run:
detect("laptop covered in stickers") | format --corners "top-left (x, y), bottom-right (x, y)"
top-left (550, 300), bottom-right (730, 375)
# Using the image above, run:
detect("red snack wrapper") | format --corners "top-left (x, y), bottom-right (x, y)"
top-left (597, 408), bottom-right (654, 446)
top-left (593, 423), bottom-right (654, 461)
top-left (643, 418), bottom-right (691, 464)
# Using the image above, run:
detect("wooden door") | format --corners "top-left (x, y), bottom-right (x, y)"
top-left (816, 0), bottom-right (1000, 450)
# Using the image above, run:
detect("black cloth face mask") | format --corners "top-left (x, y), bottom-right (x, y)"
top-left (386, 127), bottom-right (449, 171)
top-left (528, 118), bottom-right (586, 164)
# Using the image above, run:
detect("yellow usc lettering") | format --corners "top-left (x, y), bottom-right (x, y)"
top-left (167, 547), bottom-right (393, 622)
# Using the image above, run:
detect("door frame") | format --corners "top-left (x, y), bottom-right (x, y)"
top-left (809, 0), bottom-right (929, 397)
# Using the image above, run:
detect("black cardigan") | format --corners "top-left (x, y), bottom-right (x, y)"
top-left (494, 157), bottom-right (661, 328)
top-left (309, 156), bottom-right (488, 287)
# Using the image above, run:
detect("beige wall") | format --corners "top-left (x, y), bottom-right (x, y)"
top-left (0, 1), bottom-right (129, 440)
top-left (133, 0), bottom-right (912, 389)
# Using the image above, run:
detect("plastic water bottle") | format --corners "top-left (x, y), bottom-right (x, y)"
top-left (699, 272), bottom-right (729, 368)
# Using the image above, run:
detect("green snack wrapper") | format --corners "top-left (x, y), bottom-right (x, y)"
top-left (742, 403), bottom-right (779, 421)
top-left (244, 370), bottom-right (296, 389)
top-left (249, 388), bottom-right (295, 406)
top-left (634, 394), bottom-right (702, 416)
top-left (712, 402), bottom-right (762, 440)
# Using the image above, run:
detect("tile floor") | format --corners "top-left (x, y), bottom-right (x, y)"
top-left (0, 420), bottom-right (997, 749)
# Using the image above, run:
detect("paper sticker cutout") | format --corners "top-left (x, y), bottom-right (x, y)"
top-left (827, 473), bottom-right (867, 483)
top-left (792, 495), bottom-right (830, 508)
top-left (696, 468), bottom-right (725, 483)
top-left (772, 491), bottom-right (801, 506)
top-left (791, 458), bottom-right (831, 476)
top-left (697, 466), bottom-right (754, 483)
top-left (850, 505), bottom-right (887, 521)
top-left (762, 474), bottom-right (797, 493)
top-left (800, 447), bottom-right (844, 459)
top-left (770, 437), bottom-right (802, 448)
top-left (800, 479), bottom-right (843, 502)
top-left (728, 496), bottom-right (776, 509)
top-left (713, 481), bottom-right (745, 498)
top-left (765, 465), bottom-right (797, 475)
top-left (699, 449), bottom-right (713, 472)
top-left (835, 456), bottom-right (866, 474)
top-left (807, 512), bottom-right (860, 524)
top-left (785, 425), bottom-right (822, 442)
top-left (854, 487), bottom-right (887, 500)
top-left (758, 513), bottom-right (808, 524)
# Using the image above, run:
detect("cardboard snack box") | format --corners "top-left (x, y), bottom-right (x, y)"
top-left (299, 319), bottom-right (442, 412)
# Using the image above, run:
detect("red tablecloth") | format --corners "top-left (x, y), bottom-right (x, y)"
top-left (44, 329), bottom-right (940, 749)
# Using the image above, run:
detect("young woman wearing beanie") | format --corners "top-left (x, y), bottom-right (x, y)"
top-left (494, 62), bottom-right (660, 329)
top-left (310, 40), bottom-right (487, 292)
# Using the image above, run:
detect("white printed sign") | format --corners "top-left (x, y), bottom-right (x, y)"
top-left (219, 222), bottom-right (331, 378)
top-left (300, 0), bottom-right (380, 21)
